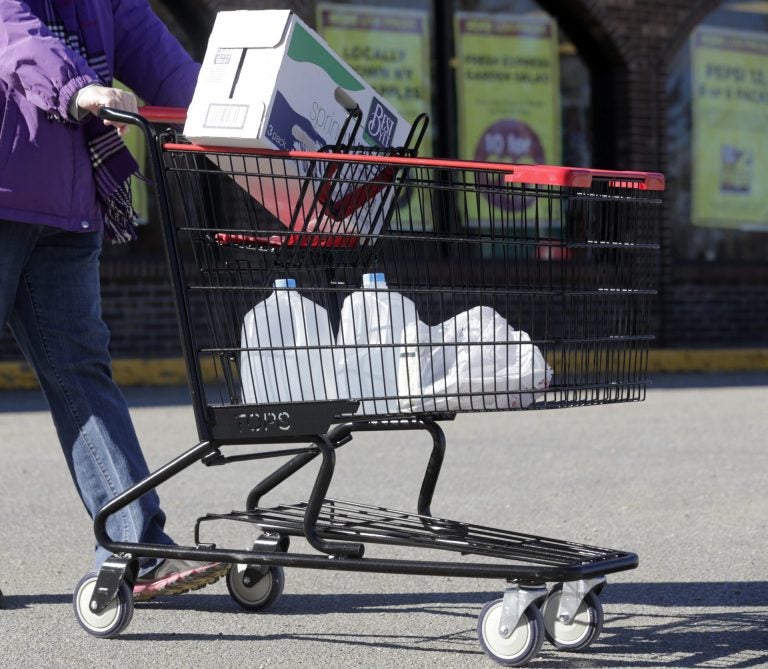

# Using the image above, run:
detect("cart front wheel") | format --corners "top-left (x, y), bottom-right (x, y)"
top-left (541, 584), bottom-right (603, 651)
top-left (227, 564), bottom-right (284, 611)
top-left (477, 598), bottom-right (544, 666)
top-left (73, 572), bottom-right (134, 638)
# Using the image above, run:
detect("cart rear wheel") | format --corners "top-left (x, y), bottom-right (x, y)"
top-left (477, 598), bottom-right (544, 666)
top-left (73, 572), bottom-right (133, 638)
top-left (541, 584), bottom-right (603, 651)
top-left (227, 564), bottom-right (284, 611)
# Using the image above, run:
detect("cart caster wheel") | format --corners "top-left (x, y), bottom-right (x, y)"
top-left (227, 564), bottom-right (284, 611)
top-left (73, 572), bottom-right (134, 638)
top-left (477, 599), bottom-right (545, 666)
top-left (541, 584), bottom-right (603, 651)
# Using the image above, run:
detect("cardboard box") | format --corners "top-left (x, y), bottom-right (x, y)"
top-left (184, 10), bottom-right (414, 240)
top-left (185, 10), bottom-right (411, 150)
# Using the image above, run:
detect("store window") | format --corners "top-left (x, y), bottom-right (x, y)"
top-left (314, 0), bottom-right (436, 157)
top-left (108, 0), bottom-right (597, 257)
top-left (314, 0), bottom-right (593, 238)
top-left (315, 0), bottom-right (591, 166)
top-left (450, 0), bottom-right (591, 169)
top-left (666, 0), bottom-right (768, 262)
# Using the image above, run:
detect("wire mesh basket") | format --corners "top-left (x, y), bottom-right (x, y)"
top-left (157, 140), bottom-right (661, 435)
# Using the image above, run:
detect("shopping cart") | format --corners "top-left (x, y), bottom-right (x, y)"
top-left (72, 106), bottom-right (663, 667)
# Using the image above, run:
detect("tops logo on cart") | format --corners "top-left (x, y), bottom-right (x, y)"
top-left (236, 411), bottom-right (292, 434)
top-left (364, 97), bottom-right (398, 147)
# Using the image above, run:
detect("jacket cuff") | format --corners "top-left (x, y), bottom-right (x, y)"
top-left (60, 75), bottom-right (99, 122)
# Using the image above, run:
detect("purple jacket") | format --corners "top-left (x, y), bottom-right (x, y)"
top-left (0, 0), bottom-right (201, 233)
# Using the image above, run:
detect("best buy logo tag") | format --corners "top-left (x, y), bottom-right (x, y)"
top-left (364, 97), bottom-right (398, 147)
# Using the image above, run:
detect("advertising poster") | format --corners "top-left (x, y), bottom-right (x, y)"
top-left (115, 80), bottom-right (149, 224)
top-left (692, 25), bottom-right (768, 230)
top-left (454, 12), bottom-right (560, 231)
top-left (317, 4), bottom-right (432, 154)
top-left (317, 4), bottom-right (432, 230)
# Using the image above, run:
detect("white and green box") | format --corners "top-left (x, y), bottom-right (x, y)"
top-left (185, 10), bottom-right (411, 150)
top-left (184, 10), bottom-right (413, 239)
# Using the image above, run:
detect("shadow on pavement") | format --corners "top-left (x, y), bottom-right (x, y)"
top-left (4, 582), bottom-right (766, 666)
top-left (8, 580), bottom-right (762, 613)
top-left (649, 372), bottom-right (768, 389)
top-left (136, 581), bottom-right (768, 667)
top-left (141, 581), bottom-right (768, 667)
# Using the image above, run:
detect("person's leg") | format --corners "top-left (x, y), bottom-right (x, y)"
top-left (5, 224), bottom-right (173, 570)
top-left (0, 221), bottom-right (41, 607)
top-left (0, 220), bottom-right (39, 327)
top-left (2, 221), bottom-right (226, 599)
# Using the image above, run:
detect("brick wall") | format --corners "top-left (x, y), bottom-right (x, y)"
top-left (665, 280), bottom-right (768, 346)
top-left (100, 264), bottom-right (183, 357)
top-left (2, 0), bottom-right (765, 363)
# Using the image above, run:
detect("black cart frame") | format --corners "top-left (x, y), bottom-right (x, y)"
top-left (74, 106), bottom-right (663, 667)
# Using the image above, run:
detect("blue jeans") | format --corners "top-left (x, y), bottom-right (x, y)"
top-left (0, 221), bottom-right (173, 572)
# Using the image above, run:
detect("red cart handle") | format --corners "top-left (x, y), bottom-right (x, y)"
top-left (138, 106), bottom-right (187, 124)
top-left (504, 165), bottom-right (665, 190)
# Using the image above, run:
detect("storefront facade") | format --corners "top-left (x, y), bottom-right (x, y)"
top-left (1, 0), bottom-right (766, 372)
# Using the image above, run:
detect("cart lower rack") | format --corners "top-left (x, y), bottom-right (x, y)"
top-left (199, 498), bottom-right (637, 581)
top-left (72, 107), bottom-right (663, 667)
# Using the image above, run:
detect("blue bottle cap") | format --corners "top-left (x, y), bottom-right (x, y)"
top-left (274, 278), bottom-right (296, 289)
top-left (362, 272), bottom-right (386, 288)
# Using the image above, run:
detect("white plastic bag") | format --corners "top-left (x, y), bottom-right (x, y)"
top-left (398, 306), bottom-right (552, 412)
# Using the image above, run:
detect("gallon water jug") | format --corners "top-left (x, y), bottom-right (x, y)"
top-left (240, 278), bottom-right (337, 404)
top-left (335, 273), bottom-right (420, 414)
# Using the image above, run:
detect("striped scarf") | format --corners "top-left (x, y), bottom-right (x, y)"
top-left (42, 0), bottom-right (140, 243)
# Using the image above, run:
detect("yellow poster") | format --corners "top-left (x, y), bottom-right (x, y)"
top-left (317, 4), bottom-right (432, 231)
top-left (692, 26), bottom-right (768, 230)
top-left (115, 80), bottom-right (149, 224)
top-left (317, 4), bottom-right (432, 156)
top-left (454, 12), bottom-right (560, 229)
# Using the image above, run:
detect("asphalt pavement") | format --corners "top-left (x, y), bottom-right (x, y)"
top-left (1, 373), bottom-right (766, 668)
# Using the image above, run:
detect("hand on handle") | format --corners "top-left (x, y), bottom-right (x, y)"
top-left (75, 84), bottom-right (139, 136)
